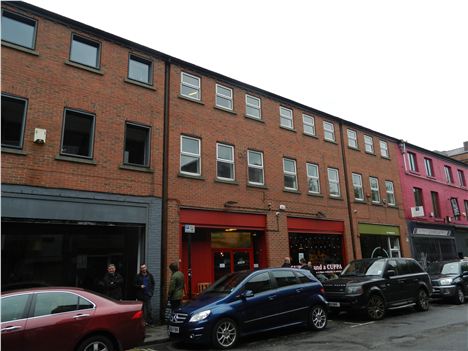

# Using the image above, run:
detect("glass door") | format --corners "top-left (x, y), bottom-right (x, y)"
top-left (213, 249), bottom-right (253, 281)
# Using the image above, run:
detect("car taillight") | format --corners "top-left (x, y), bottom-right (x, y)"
top-left (131, 310), bottom-right (143, 320)
top-left (320, 287), bottom-right (325, 294)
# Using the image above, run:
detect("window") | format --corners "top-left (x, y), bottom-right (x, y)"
top-left (385, 180), bottom-right (395, 206)
top-left (216, 143), bottom-right (235, 180)
top-left (431, 191), bottom-right (441, 218)
top-left (272, 270), bottom-right (299, 288)
top-left (302, 114), bottom-right (315, 136)
top-left (215, 84), bottom-right (233, 110)
top-left (124, 123), bottom-right (150, 167)
top-left (408, 152), bottom-right (418, 172)
top-left (128, 55), bottom-right (152, 84)
top-left (279, 106), bottom-right (293, 129)
top-left (244, 272), bottom-right (271, 294)
top-left (450, 198), bottom-right (461, 220)
top-left (70, 34), bottom-right (100, 68)
top-left (180, 72), bottom-right (201, 100)
top-left (247, 150), bottom-right (264, 185)
top-left (61, 109), bottom-right (95, 158)
top-left (283, 158), bottom-right (297, 190)
top-left (413, 187), bottom-right (423, 207)
top-left (327, 168), bottom-right (340, 197)
top-left (457, 169), bottom-right (466, 187)
top-left (380, 140), bottom-right (389, 158)
top-left (1, 10), bottom-right (37, 49)
top-left (245, 95), bottom-right (261, 119)
top-left (352, 173), bottom-right (364, 200)
top-left (306, 163), bottom-right (320, 194)
top-left (364, 135), bottom-right (374, 153)
top-left (1, 294), bottom-right (31, 322)
top-left (323, 121), bottom-right (335, 142)
top-left (33, 292), bottom-right (88, 317)
top-left (1, 95), bottom-right (27, 149)
top-left (465, 200), bottom-right (468, 219)
top-left (424, 158), bottom-right (434, 177)
top-left (369, 177), bottom-right (380, 203)
top-left (444, 166), bottom-right (453, 183)
top-left (347, 129), bottom-right (358, 148)
top-left (180, 135), bottom-right (201, 175)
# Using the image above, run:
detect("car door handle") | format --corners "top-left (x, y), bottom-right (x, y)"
top-left (296, 288), bottom-right (303, 293)
top-left (1, 326), bottom-right (22, 332)
top-left (73, 313), bottom-right (90, 319)
top-left (268, 295), bottom-right (277, 301)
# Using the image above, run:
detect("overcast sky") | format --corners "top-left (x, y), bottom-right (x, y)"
top-left (26, 0), bottom-right (467, 151)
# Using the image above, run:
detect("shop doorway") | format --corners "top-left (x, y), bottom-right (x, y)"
top-left (212, 249), bottom-right (253, 281)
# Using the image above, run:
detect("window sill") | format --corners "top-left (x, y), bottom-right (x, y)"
top-left (55, 154), bottom-right (97, 165)
top-left (303, 133), bottom-right (318, 139)
top-left (386, 204), bottom-right (398, 209)
top-left (381, 156), bottom-right (391, 160)
top-left (365, 151), bottom-right (376, 156)
top-left (307, 192), bottom-right (323, 198)
top-left (348, 146), bottom-right (360, 152)
top-left (119, 164), bottom-right (154, 173)
top-left (124, 78), bottom-right (156, 91)
top-left (247, 183), bottom-right (268, 189)
top-left (178, 172), bottom-right (205, 180)
top-left (2, 147), bottom-right (28, 155)
top-left (279, 126), bottom-right (296, 133)
top-left (215, 178), bottom-right (239, 185)
top-left (329, 196), bottom-right (343, 201)
top-left (324, 139), bottom-right (338, 145)
top-left (178, 94), bottom-right (204, 105)
top-left (2, 41), bottom-right (39, 56)
top-left (214, 106), bottom-right (237, 115)
top-left (283, 188), bottom-right (301, 194)
top-left (244, 115), bottom-right (264, 123)
top-left (371, 202), bottom-right (383, 206)
top-left (353, 199), bottom-right (367, 204)
top-left (65, 60), bottom-right (103, 75)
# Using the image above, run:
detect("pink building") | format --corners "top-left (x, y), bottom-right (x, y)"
top-left (397, 142), bottom-right (468, 267)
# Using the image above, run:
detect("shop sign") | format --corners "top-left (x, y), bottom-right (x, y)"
top-left (413, 228), bottom-right (451, 236)
top-left (313, 263), bottom-right (343, 273)
top-left (184, 224), bottom-right (195, 233)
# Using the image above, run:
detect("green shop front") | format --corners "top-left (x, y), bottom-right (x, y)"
top-left (359, 223), bottom-right (401, 258)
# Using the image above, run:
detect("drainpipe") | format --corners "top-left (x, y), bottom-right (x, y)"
top-left (160, 59), bottom-right (171, 319)
top-left (338, 121), bottom-right (357, 260)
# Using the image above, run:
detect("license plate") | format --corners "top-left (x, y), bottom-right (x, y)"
top-left (168, 326), bottom-right (179, 334)
top-left (328, 301), bottom-right (340, 307)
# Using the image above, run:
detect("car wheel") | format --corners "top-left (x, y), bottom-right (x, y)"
top-left (453, 286), bottom-right (465, 305)
top-left (415, 289), bottom-right (430, 311)
top-left (77, 335), bottom-right (114, 351)
top-left (212, 318), bottom-right (238, 349)
top-left (309, 305), bottom-right (328, 330)
top-left (366, 294), bottom-right (385, 320)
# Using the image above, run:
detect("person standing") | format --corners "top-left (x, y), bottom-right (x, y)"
top-left (102, 263), bottom-right (124, 300)
top-left (135, 263), bottom-right (155, 326)
top-left (168, 262), bottom-right (185, 310)
top-left (281, 257), bottom-right (291, 267)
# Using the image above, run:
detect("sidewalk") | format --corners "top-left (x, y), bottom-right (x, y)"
top-left (143, 324), bottom-right (170, 345)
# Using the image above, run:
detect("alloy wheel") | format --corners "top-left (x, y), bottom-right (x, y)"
top-left (415, 289), bottom-right (429, 311)
top-left (213, 318), bottom-right (238, 349)
top-left (454, 286), bottom-right (465, 305)
top-left (310, 305), bottom-right (327, 330)
top-left (367, 294), bottom-right (385, 320)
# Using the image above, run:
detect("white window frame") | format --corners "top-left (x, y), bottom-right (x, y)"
top-left (379, 140), bottom-right (389, 158)
top-left (369, 176), bottom-right (381, 203)
top-left (302, 114), bottom-right (316, 136)
top-left (364, 135), bottom-right (374, 154)
top-left (216, 143), bottom-right (235, 181)
top-left (385, 180), bottom-right (396, 206)
top-left (457, 169), bottom-right (465, 187)
top-left (283, 158), bottom-right (298, 191)
top-left (408, 152), bottom-right (417, 172)
top-left (306, 163), bottom-right (320, 194)
top-left (327, 168), bottom-right (341, 197)
top-left (424, 158), bottom-right (434, 177)
top-left (180, 72), bottom-right (201, 100)
top-left (352, 173), bottom-right (364, 201)
top-left (245, 94), bottom-right (261, 119)
top-left (444, 166), bottom-right (453, 183)
top-left (215, 84), bottom-right (233, 110)
top-left (247, 150), bottom-right (264, 186)
top-left (347, 129), bottom-right (358, 148)
top-left (279, 106), bottom-right (294, 129)
top-left (323, 121), bottom-right (335, 142)
top-left (180, 135), bottom-right (201, 176)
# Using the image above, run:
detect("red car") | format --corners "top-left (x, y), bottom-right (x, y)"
top-left (1, 287), bottom-right (145, 351)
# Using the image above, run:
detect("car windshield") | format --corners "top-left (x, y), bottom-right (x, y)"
top-left (203, 271), bottom-right (251, 294)
top-left (341, 259), bottom-right (386, 277)
top-left (427, 262), bottom-right (459, 275)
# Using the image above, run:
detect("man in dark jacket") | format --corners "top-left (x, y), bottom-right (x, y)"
top-left (135, 263), bottom-right (155, 326)
top-left (102, 263), bottom-right (124, 300)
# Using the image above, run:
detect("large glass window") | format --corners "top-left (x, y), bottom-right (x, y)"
top-left (347, 129), bottom-right (358, 148)
top-left (70, 34), bottom-right (100, 68)
top-left (128, 55), bottom-right (152, 84)
top-left (1, 95), bottom-right (27, 149)
top-left (303, 114), bottom-right (315, 136)
top-left (124, 123), bottom-right (150, 167)
top-left (413, 187), bottom-right (423, 207)
top-left (352, 173), bottom-right (364, 200)
top-left (1, 294), bottom-right (30, 322)
top-left (180, 72), bottom-right (201, 100)
top-left (247, 150), bottom-right (264, 185)
top-left (1, 10), bottom-right (37, 49)
top-left (364, 135), bottom-right (374, 154)
top-left (306, 163), bottom-right (320, 194)
top-left (279, 106), bottom-right (293, 129)
top-left (327, 168), bottom-right (340, 197)
top-left (370, 177), bottom-right (380, 203)
top-left (323, 121), bottom-right (335, 142)
top-left (216, 143), bottom-right (235, 180)
top-left (216, 84), bottom-right (233, 110)
top-left (61, 109), bottom-right (95, 158)
top-left (385, 180), bottom-right (395, 206)
top-left (450, 198), bottom-right (461, 220)
top-left (180, 135), bottom-right (201, 175)
top-left (283, 158), bottom-right (297, 190)
top-left (245, 95), bottom-right (261, 119)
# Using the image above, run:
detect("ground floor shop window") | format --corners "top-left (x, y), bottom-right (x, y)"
top-left (412, 236), bottom-right (457, 269)
top-left (360, 235), bottom-right (401, 258)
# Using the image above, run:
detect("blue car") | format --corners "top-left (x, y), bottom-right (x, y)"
top-left (168, 268), bottom-right (328, 349)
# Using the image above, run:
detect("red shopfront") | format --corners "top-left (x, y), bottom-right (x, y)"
top-left (179, 209), bottom-right (267, 297)
top-left (287, 217), bottom-right (346, 275)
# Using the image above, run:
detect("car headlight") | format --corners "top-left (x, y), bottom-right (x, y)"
top-left (345, 285), bottom-right (363, 294)
top-left (189, 310), bottom-right (211, 322)
top-left (439, 278), bottom-right (453, 286)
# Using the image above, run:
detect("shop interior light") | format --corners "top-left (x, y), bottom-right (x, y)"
top-left (225, 228), bottom-right (237, 232)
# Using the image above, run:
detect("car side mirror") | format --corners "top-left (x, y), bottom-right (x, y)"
top-left (240, 290), bottom-right (254, 299)
top-left (386, 269), bottom-right (396, 277)
top-left (463, 271), bottom-right (468, 276)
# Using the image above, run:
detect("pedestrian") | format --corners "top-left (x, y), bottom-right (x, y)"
top-left (281, 257), bottom-right (291, 267)
top-left (299, 258), bottom-right (308, 270)
top-left (135, 263), bottom-right (155, 326)
top-left (102, 263), bottom-right (124, 300)
top-left (168, 262), bottom-right (185, 310)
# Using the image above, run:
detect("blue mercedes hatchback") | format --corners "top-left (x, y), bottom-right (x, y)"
top-left (168, 268), bottom-right (328, 349)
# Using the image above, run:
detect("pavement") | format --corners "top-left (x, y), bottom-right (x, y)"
top-left (143, 323), bottom-right (170, 345)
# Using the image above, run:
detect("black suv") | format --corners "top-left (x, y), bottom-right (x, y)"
top-left (427, 259), bottom-right (468, 304)
top-left (322, 258), bottom-right (432, 320)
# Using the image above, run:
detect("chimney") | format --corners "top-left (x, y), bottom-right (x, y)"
top-left (464, 141), bottom-right (468, 151)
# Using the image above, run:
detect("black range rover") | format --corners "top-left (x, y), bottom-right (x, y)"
top-left (322, 258), bottom-right (432, 320)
